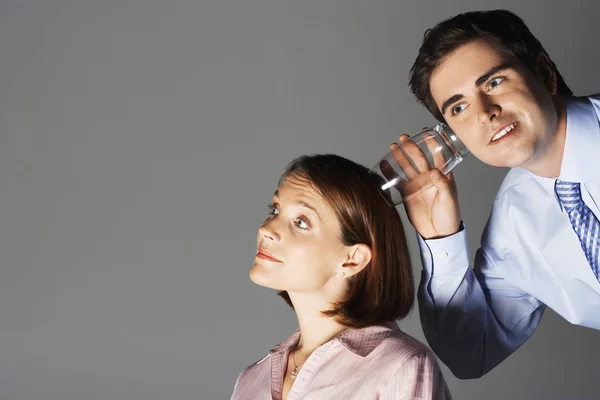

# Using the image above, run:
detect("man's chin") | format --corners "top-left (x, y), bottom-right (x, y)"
top-left (481, 149), bottom-right (534, 169)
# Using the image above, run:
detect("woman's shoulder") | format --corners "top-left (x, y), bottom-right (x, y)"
top-left (230, 353), bottom-right (272, 399)
top-left (375, 328), bottom-right (438, 362)
top-left (231, 353), bottom-right (271, 395)
top-left (238, 353), bottom-right (271, 377)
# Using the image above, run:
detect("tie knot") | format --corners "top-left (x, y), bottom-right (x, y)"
top-left (555, 180), bottom-right (581, 212)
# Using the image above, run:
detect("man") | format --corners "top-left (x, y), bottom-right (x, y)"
top-left (397, 9), bottom-right (600, 379)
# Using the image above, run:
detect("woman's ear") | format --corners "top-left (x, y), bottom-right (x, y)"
top-left (340, 244), bottom-right (372, 278)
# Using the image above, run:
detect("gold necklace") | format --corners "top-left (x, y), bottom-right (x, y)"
top-left (290, 347), bottom-right (305, 379)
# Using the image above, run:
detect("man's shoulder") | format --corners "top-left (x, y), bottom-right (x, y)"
top-left (584, 93), bottom-right (600, 118)
top-left (583, 93), bottom-right (600, 102)
top-left (487, 168), bottom-right (549, 233)
top-left (494, 168), bottom-right (535, 202)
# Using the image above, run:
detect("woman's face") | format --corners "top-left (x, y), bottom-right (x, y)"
top-left (249, 174), bottom-right (349, 294)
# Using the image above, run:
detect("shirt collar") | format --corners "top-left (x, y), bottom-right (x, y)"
top-left (516, 96), bottom-right (600, 211)
top-left (558, 95), bottom-right (600, 183)
top-left (269, 330), bottom-right (301, 355)
top-left (269, 321), bottom-right (397, 358)
top-left (335, 321), bottom-right (397, 357)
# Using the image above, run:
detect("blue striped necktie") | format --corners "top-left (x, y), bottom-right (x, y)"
top-left (554, 180), bottom-right (600, 282)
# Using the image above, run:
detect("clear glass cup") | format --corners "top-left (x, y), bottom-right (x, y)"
top-left (370, 123), bottom-right (470, 206)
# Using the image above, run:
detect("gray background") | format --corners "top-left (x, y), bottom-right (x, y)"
top-left (0, 0), bottom-right (598, 399)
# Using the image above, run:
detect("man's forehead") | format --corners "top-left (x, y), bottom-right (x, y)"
top-left (429, 40), bottom-right (513, 101)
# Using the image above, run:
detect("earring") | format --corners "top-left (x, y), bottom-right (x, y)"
top-left (340, 271), bottom-right (346, 277)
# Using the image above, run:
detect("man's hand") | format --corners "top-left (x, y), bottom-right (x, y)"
top-left (380, 134), bottom-right (461, 239)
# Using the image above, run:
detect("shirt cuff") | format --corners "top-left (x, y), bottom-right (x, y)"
top-left (417, 222), bottom-right (470, 276)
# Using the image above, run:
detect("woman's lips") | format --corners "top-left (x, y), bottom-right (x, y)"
top-left (256, 249), bottom-right (282, 263)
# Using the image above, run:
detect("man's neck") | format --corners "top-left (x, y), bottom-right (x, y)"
top-left (521, 95), bottom-right (568, 178)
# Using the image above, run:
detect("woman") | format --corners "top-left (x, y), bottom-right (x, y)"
top-left (231, 154), bottom-right (451, 399)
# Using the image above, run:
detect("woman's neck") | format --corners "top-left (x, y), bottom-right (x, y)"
top-left (289, 293), bottom-right (348, 355)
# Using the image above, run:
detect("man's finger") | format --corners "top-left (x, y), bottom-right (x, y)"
top-left (401, 138), bottom-right (431, 173)
top-left (398, 134), bottom-right (411, 143)
top-left (423, 133), bottom-right (449, 170)
top-left (379, 158), bottom-right (402, 184)
top-left (389, 142), bottom-right (421, 180)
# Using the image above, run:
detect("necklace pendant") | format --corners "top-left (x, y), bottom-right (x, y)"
top-left (290, 367), bottom-right (299, 379)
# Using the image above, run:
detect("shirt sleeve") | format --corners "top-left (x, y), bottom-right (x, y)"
top-left (380, 351), bottom-right (451, 400)
top-left (416, 222), bottom-right (545, 379)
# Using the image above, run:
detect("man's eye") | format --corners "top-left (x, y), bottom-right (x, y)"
top-left (452, 103), bottom-right (466, 116)
top-left (488, 77), bottom-right (504, 89)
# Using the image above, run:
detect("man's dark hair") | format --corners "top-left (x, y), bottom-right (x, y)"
top-left (409, 9), bottom-right (572, 122)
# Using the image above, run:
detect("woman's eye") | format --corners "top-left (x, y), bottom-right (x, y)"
top-left (295, 218), bottom-right (309, 230)
top-left (268, 204), bottom-right (279, 216)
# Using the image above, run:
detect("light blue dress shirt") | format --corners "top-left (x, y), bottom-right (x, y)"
top-left (417, 94), bottom-right (600, 379)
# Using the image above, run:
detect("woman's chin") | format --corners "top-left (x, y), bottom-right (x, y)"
top-left (249, 264), bottom-right (282, 289)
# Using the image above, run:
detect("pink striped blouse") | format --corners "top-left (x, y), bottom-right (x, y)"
top-left (230, 322), bottom-right (451, 399)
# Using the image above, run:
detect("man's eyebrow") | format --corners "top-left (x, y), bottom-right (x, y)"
top-left (441, 94), bottom-right (464, 116)
top-left (440, 62), bottom-right (513, 116)
top-left (474, 62), bottom-right (512, 87)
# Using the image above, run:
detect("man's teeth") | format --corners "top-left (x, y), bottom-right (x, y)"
top-left (492, 122), bottom-right (518, 142)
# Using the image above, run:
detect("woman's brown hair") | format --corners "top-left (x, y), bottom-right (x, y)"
top-left (276, 154), bottom-right (414, 328)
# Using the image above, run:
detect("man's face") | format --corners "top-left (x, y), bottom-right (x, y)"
top-left (429, 39), bottom-right (559, 169)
